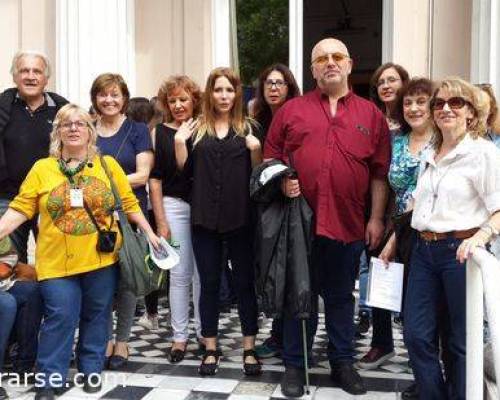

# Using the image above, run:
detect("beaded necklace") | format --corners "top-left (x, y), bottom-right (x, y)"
top-left (58, 158), bottom-right (87, 185)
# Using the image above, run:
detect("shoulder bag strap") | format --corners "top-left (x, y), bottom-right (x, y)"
top-left (99, 155), bottom-right (123, 212)
top-left (114, 122), bottom-right (133, 161)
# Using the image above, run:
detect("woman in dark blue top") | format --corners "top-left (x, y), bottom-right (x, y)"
top-left (90, 73), bottom-right (153, 370)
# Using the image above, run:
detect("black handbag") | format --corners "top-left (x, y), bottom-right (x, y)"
top-left (100, 156), bottom-right (160, 296)
top-left (392, 211), bottom-right (416, 269)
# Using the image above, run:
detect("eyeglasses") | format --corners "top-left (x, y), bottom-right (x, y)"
top-left (377, 77), bottom-right (401, 87)
top-left (432, 97), bottom-right (469, 111)
top-left (312, 52), bottom-right (350, 66)
top-left (264, 79), bottom-right (287, 89)
top-left (59, 121), bottom-right (88, 130)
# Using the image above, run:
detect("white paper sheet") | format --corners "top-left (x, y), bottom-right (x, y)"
top-left (366, 257), bottom-right (404, 312)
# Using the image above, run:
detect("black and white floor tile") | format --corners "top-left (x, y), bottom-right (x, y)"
top-left (4, 304), bottom-right (413, 400)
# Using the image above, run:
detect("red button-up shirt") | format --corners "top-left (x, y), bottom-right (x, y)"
top-left (264, 88), bottom-right (391, 243)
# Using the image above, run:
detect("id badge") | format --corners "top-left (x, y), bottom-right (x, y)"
top-left (70, 188), bottom-right (84, 208)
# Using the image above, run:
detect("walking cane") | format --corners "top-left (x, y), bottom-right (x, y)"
top-left (301, 319), bottom-right (311, 395)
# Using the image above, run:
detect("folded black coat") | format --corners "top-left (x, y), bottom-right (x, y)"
top-left (250, 160), bottom-right (315, 319)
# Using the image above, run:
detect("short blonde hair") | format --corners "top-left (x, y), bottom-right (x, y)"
top-left (49, 104), bottom-right (99, 160)
top-left (431, 77), bottom-right (489, 148)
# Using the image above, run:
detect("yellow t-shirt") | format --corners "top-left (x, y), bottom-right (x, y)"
top-left (9, 155), bottom-right (140, 280)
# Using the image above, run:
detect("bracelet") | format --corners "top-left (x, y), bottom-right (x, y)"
top-left (481, 222), bottom-right (499, 237)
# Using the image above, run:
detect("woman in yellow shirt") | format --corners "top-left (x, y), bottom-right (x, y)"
top-left (0, 104), bottom-right (160, 400)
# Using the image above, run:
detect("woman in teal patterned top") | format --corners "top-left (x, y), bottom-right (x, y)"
top-left (382, 78), bottom-right (435, 260)
top-left (358, 78), bottom-right (435, 378)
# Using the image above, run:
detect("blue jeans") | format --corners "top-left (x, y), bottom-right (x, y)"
top-left (0, 198), bottom-right (38, 264)
top-left (404, 237), bottom-right (465, 400)
top-left (358, 250), bottom-right (370, 314)
top-left (0, 291), bottom-right (17, 372)
top-left (8, 281), bottom-right (43, 372)
top-left (282, 236), bottom-right (364, 368)
top-left (37, 265), bottom-right (118, 388)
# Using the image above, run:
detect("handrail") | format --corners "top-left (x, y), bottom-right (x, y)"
top-left (467, 247), bottom-right (500, 399)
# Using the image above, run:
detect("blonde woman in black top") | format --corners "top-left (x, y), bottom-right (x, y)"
top-left (175, 67), bottom-right (262, 376)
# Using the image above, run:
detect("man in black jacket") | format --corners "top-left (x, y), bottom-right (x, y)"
top-left (0, 51), bottom-right (68, 263)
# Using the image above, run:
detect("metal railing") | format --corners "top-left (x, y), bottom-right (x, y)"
top-left (467, 247), bottom-right (500, 399)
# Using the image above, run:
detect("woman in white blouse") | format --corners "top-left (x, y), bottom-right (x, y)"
top-left (405, 77), bottom-right (500, 400)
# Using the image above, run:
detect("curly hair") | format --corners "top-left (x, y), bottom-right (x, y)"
top-left (157, 75), bottom-right (202, 123)
top-left (394, 78), bottom-right (434, 134)
top-left (49, 104), bottom-right (99, 160)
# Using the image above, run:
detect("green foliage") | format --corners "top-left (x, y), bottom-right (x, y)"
top-left (236, 0), bottom-right (289, 85)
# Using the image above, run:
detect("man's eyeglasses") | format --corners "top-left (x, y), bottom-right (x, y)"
top-left (377, 77), bottom-right (401, 87)
top-left (312, 52), bottom-right (350, 66)
top-left (59, 121), bottom-right (88, 131)
top-left (264, 79), bottom-right (287, 89)
top-left (432, 97), bottom-right (470, 111)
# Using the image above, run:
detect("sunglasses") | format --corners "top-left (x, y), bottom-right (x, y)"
top-left (432, 97), bottom-right (470, 111)
top-left (312, 52), bottom-right (350, 66)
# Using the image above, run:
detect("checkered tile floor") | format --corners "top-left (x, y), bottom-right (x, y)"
top-left (4, 303), bottom-right (414, 400)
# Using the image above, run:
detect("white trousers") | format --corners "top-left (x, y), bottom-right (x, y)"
top-left (164, 196), bottom-right (201, 341)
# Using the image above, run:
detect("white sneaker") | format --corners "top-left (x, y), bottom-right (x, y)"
top-left (138, 314), bottom-right (159, 330)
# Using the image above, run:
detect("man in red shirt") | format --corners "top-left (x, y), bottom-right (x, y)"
top-left (264, 38), bottom-right (390, 397)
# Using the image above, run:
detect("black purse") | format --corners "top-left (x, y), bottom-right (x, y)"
top-left (392, 211), bottom-right (416, 268)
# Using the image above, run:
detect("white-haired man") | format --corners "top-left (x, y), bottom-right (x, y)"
top-left (0, 51), bottom-right (67, 262)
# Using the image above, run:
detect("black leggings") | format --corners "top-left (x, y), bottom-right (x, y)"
top-left (192, 226), bottom-right (258, 338)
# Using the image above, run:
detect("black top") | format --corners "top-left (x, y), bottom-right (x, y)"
top-left (150, 124), bottom-right (192, 202)
top-left (187, 128), bottom-right (252, 233)
top-left (0, 94), bottom-right (67, 199)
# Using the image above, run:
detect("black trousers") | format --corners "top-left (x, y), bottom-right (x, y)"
top-left (192, 226), bottom-right (258, 338)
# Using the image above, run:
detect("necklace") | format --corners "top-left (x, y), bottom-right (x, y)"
top-left (428, 163), bottom-right (453, 213)
top-left (58, 158), bottom-right (87, 185)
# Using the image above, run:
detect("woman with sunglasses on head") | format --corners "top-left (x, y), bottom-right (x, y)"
top-left (250, 63), bottom-right (301, 360)
top-left (405, 77), bottom-right (500, 400)
top-left (370, 63), bottom-right (410, 130)
top-left (175, 67), bottom-right (262, 376)
top-left (358, 79), bottom-right (435, 376)
top-left (90, 73), bottom-right (154, 370)
top-left (148, 75), bottom-right (203, 362)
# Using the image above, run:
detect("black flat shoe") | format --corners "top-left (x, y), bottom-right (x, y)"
top-left (169, 345), bottom-right (186, 363)
top-left (35, 388), bottom-right (55, 400)
top-left (108, 354), bottom-right (128, 370)
top-left (198, 350), bottom-right (221, 376)
top-left (243, 349), bottom-right (262, 376)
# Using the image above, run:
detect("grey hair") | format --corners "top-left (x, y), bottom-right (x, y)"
top-left (10, 50), bottom-right (51, 79)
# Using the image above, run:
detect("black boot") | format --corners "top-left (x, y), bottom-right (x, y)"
top-left (330, 363), bottom-right (367, 395)
top-left (34, 388), bottom-right (55, 400)
top-left (281, 366), bottom-right (305, 398)
top-left (402, 382), bottom-right (419, 399)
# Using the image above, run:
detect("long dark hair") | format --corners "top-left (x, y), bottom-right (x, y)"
top-left (369, 63), bottom-right (409, 112)
top-left (253, 63), bottom-right (301, 134)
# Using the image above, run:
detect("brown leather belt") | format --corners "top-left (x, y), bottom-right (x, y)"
top-left (419, 228), bottom-right (479, 242)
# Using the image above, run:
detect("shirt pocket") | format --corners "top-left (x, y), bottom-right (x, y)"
top-left (336, 120), bottom-right (374, 161)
